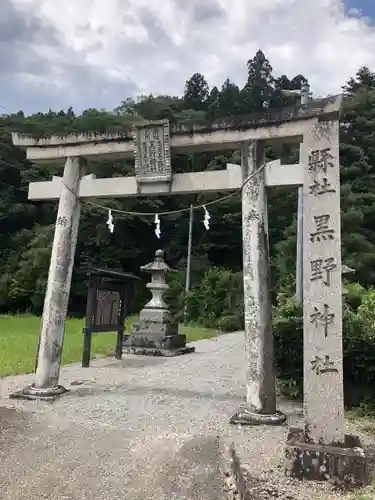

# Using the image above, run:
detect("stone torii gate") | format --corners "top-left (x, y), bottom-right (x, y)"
top-left (12, 97), bottom-right (366, 484)
top-left (11, 112), bottom-right (307, 409)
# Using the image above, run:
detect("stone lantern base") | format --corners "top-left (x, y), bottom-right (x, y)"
top-left (123, 319), bottom-right (195, 356)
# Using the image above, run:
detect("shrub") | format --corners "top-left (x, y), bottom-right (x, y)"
top-left (163, 254), bottom-right (213, 322)
top-left (185, 266), bottom-right (244, 331)
top-left (357, 288), bottom-right (375, 335)
top-left (345, 281), bottom-right (366, 310)
top-left (164, 268), bottom-right (186, 322)
top-left (273, 294), bottom-right (303, 398)
top-left (273, 286), bottom-right (375, 407)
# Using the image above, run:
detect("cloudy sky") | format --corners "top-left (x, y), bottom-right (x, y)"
top-left (1, 0), bottom-right (375, 115)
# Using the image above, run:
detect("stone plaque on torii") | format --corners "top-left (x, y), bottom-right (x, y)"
top-left (10, 95), bottom-right (367, 485)
top-left (133, 119), bottom-right (172, 185)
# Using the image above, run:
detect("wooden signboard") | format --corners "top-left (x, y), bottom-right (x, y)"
top-left (82, 267), bottom-right (140, 367)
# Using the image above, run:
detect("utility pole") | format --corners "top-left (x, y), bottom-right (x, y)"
top-left (281, 82), bottom-right (311, 304)
top-left (184, 154), bottom-right (196, 323)
top-left (185, 203), bottom-right (194, 294)
top-left (184, 203), bottom-right (194, 323)
top-left (296, 82), bottom-right (310, 304)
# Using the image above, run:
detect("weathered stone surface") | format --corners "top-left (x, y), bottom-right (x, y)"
top-left (123, 325), bottom-right (192, 355)
top-left (133, 119), bottom-right (172, 184)
top-left (285, 428), bottom-right (368, 487)
top-left (171, 95), bottom-right (341, 133)
top-left (124, 345), bottom-right (195, 357)
top-left (13, 94), bottom-right (341, 146)
top-left (301, 119), bottom-right (344, 445)
top-left (13, 156), bottom-right (82, 399)
top-left (283, 115), bottom-right (369, 487)
top-left (139, 309), bottom-right (172, 323)
top-left (230, 140), bottom-right (284, 426)
top-left (230, 408), bottom-right (286, 426)
top-left (130, 320), bottom-right (178, 337)
top-left (9, 385), bottom-right (68, 402)
top-left (241, 141), bottom-right (275, 415)
top-left (124, 250), bottom-right (194, 357)
top-left (27, 161), bottom-right (304, 202)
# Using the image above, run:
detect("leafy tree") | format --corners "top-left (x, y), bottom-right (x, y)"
top-left (0, 50), bottom-right (374, 320)
top-left (242, 50), bottom-right (275, 111)
top-left (206, 85), bottom-right (220, 118)
top-left (343, 66), bottom-right (375, 95)
top-left (183, 73), bottom-right (210, 111)
top-left (216, 78), bottom-right (242, 116)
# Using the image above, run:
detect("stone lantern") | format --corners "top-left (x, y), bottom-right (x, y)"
top-left (123, 249), bottom-right (195, 356)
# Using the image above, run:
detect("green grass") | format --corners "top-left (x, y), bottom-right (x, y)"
top-left (350, 483), bottom-right (375, 500)
top-left (0, 314), bottom-right (218, 378)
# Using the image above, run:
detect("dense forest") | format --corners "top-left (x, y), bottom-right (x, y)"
top-left (0, 50), bottom-right (308, 314)
top-left (2, 50), bottom-right (375, 404)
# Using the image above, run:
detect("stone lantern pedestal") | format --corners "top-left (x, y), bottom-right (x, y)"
top-left (123, 250), bottom-right (195, 356)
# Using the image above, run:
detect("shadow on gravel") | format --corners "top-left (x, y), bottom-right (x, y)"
top-left (0, 408), bottom-right (32, 448)
top-left (159, 435), bottom-right (223, 500)
top-left (66, 384), bottom-right (245, 403)
top-left (102, 357), bottom-right (169, 369)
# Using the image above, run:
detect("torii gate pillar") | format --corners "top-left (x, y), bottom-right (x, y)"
top-left (230, 140), bottom-right (285, 425)
top-left (12, 156), bottom-right (82, 400)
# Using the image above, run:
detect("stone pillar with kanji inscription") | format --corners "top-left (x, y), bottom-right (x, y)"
top-left (285, 119), bottom-right (368, 486)
top-left (303, 121), bottom-right (344, 445)
top-left (11, 156), bottom-right (82, 401)
top-left (230, 140), bottom-right (285, 426)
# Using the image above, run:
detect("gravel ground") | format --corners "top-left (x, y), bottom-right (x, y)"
top-left (0, 332), bottom-right (374, 500)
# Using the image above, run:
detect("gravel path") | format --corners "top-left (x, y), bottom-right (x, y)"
top-left (0, 332), bottom-right (374, 499)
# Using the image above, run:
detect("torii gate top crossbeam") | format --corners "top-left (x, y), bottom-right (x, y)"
top-left (12, 95), bottom-right (342, 165)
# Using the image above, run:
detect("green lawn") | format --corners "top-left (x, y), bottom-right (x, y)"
top-left (0, 314), bottom-right (218, 378)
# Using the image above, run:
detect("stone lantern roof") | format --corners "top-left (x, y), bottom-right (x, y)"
top-left (140, 249), bottom-right (174, 273)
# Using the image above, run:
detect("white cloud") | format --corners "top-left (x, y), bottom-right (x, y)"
top-left (6, 0), bottom-right (375, 112)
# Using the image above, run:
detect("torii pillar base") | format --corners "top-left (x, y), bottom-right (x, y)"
top-left (285, 428), bottom-right (368, 488)
top-left (10, 384), bottom-right (69, 402)
top-left (230, 408), bottom-right (286, 426)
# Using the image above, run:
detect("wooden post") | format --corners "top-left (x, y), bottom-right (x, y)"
top-left (115, 285), bottom-right (127, 360)
top-left (82, 327), bottom-right (92, 368)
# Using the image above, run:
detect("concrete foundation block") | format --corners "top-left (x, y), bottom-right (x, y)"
top-left (285, 427), bottom-right (369, 488)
